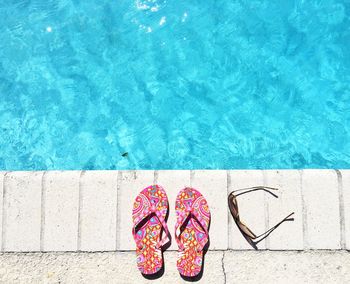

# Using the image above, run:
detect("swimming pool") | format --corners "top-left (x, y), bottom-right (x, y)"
top-left (0, 0), bottom-right (349, 170)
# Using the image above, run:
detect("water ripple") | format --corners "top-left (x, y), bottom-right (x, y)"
top-left (1, 0), bottom-right (350, 170)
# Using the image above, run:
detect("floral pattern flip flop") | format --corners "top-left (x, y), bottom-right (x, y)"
top-left (175, 187), bottom-right (210, 277)
top-left (132, 185), bottom-right (170, 275)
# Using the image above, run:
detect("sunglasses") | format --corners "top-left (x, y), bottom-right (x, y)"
top-left (228, 186), bottom-right (294, 249)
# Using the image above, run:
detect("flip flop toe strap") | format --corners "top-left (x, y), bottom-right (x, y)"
top-left (133, 205), bottom-right (170, 250)
top-left (175, 206), bottom-right (209, 252)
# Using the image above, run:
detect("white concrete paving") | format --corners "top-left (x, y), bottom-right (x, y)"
top-left (0, 170), bottom-right (349, 252)
top-left (0, 251), bottom-right (349, 284)
top-left (191, 170), bottom-right (228, 250)
top-left (79, 171), bottom-right (118, 251)
top-left (42, 171), bottom-right (80, 252)
top-left (302, 170), bottom-right (341, 249)
top-left (2, 172), bottom-right (43, 252)
top-left (224, 250), bottom-right (350, 284)
top-left (264, 170), bottom-right (303, 250)
top-left (0, 172), bottom-right (5, 248)
top-left (340, 170), bottom-right (350, 250)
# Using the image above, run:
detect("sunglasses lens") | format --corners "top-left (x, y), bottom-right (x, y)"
top-left (238, 222), bottom-right (257, 239)
top-left (229, 197), bottom-right (238, 217)
top-left (229, 194), bottom-right (257, 239)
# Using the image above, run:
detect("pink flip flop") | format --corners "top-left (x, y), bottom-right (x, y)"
top-left (132, 185), bottom-right (170, 275)
top-left (175, 187), bottom-right (210, 277)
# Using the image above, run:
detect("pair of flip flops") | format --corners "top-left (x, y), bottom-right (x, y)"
top-left (132, 185), bottom-right (210, 277)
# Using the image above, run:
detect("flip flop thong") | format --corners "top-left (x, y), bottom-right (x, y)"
top-left (132, 185), bottom-right (170, 275)
top-left (175, 187), bottom-right (210, 277)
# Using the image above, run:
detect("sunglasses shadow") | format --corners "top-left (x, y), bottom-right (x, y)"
top-left (240, 227), bottom-right (258, 250)
top-left (235, 213), bottom-right (294, 250)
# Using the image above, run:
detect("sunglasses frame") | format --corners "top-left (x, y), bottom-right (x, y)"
top-left (228, 186), bottom-right (294, 249)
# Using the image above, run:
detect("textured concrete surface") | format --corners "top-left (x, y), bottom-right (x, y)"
top-left (340, 170), bottom-right (350, 250)
top-left (225, 250), bottom-right (350, 284)
top-left (264, 170), bottom-right (303, 250)
top-left (42, 171), bottom-right (80, 252)
top-left (0, 170), bottom-right (349, 252)
top-left (0, 171), bottom-right (4, 248)
top-left (191, 170), bottom-right (228, 249)
top-left (2, 172), bottom-right (43, 252)
top-left (79, 171), bottom-right (118, 251)
top-left (302, 170), bottom-right (341, 249)
top-left (0, 251), bottom-right (349, 283)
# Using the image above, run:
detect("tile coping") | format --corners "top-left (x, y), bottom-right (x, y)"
top-left (0, 170), bottom-right (349, 252)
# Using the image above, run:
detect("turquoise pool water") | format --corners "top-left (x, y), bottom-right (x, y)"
top-left (1, 0), bottom-right (350, 170)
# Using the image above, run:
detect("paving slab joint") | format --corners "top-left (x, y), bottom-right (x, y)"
top-left (335, 169), bottom-right (346, 249)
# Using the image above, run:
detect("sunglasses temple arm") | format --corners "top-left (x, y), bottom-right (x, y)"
top-left (232, 186), bottom-right (279, 193)
top-left (234, 187), bottom-right (279, 199)
top-left (254, 212), bottom-right (295, 242)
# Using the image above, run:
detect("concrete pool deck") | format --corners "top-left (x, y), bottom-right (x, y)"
top-left (1, 251), bottom-right (350, 283)
top-left (0, 170), bottom-right (349, 282)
